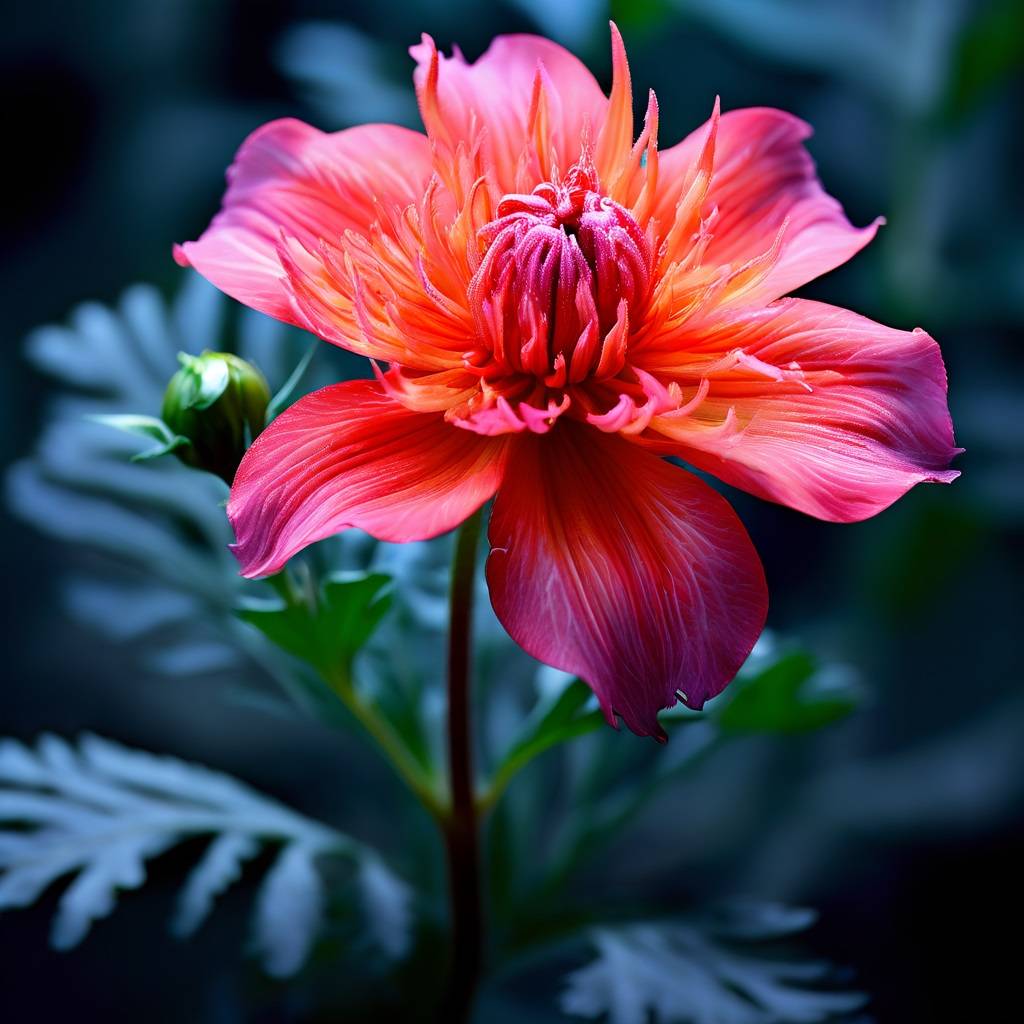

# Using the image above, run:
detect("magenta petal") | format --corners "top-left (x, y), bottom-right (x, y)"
top-left (228, 380), bottom-right (509, 577)
top-left (175, 118), bottom-right (432, 325)
top-left (411, 33), bottom-right (607, 190)
top-left (657, 107), bottom-right (879, 303)
top-left (644, 298), bottom-right (961, 522)
top-left (487, 424), bottom-right (768, 738)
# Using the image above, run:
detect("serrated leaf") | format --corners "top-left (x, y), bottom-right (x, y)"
top-left (356, 856), bottom-right (413, 958)
top-left (11, 272), bottom-right (337, 691)
top-left (563, 913), bottom-right (867, 1024)
top-left (172, 832), bottom-right (259, 937)
top-left (253, 844), bottom-right (324, 977)
top-left (238, 572), bottom-right (392, 683)
top-left (707, 900), bottom-right (819, 941)
top-left (718, 652), bottom-right (860, 735)
top-left (0, 733), bottom-right (407, 975)
top-left (52, 833), bottom-right (175, 950)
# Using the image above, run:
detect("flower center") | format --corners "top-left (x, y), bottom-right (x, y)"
top-left (467, 160), bottom-right (651, 386)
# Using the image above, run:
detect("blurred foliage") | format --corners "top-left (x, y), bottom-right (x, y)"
top-left (717, 652), bottom-right (861, 736)
top-left (0, 733), bottom-right (411, 977)
top-left (563, 905), bottom-right (866, 1023)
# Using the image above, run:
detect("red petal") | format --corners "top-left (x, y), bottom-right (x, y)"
top-left (487, 424), bottom-right (767, 738)
top-left (641, 299), bottom-right (960, 522)
top-left (655, 107), bottom-right (879, 303)
top-left (229, 381), bottom-right (508, 577)
top-left (176, 119), bottom-right (432, 325)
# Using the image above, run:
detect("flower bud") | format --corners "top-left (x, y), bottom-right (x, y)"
top-left (162, 351), bottom-right (270, 483)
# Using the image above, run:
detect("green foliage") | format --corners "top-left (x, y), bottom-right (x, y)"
top-left (240, 569), bottom-right (445, 812)
top-left (266, 342), bottom-right (318, 421)
top-left (88, 413), bottom-right (191, 462)
top-left (8, 273), bottom-right (340, 685)
top-left (239, 572), bottom-right (393, 685)
top-left (718, 651), bottom-right (860, 735)
top-left (944, 0), bottom-right (1024, 122)
top-left (485, 677), bottom-right (605, 808)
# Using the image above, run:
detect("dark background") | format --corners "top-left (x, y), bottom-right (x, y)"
top-left (2, 1), bottom-right (1022, 1021)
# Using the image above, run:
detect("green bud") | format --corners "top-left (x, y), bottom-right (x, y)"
top-left (161, 351), bottom-right (270, 483)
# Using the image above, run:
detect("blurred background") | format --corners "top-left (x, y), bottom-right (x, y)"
top-left (2, 1), bottom-right (1022, 1021)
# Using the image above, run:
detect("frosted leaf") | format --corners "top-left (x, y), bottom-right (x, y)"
top-left (172, 832), bottom-right (260, 938)
top-left (563, 910), bottom-right (866, 1024)
top-left (252, 844), bottom-right (325, 978)
top-left (0, 734), bottom-right (409, 975)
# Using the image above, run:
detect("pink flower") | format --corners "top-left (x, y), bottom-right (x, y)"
top-left (176, 26), bottom-right (959, 738)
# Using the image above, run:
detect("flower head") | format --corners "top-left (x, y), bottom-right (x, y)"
top-left (175, 25), bottom-right (959, 738)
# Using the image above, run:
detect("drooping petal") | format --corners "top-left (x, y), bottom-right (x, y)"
top-left (487, 424), bottom-right (767, 738)
top-left (175, 119), bottom-right (433, 324)
top-left (411, 33), bottom-right (607, 190)
top-left (655, 107), bottom-right (879, 304)
top-left (640, 298), bottom-right (960, 522)
top-left (228, 380), bottom-right (509, 577)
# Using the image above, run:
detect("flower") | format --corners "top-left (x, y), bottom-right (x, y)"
top-left (175, 25), bottom-right (959, 738)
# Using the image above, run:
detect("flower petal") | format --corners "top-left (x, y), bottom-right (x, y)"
top-left (411, 33), bottom-right (607, 189)
top-left (656, 107), bottom-right (879, 303)
top-left (641, 298), bottom-right (960, 522)
top-left (229, 380), bottom-right (509, 577)
top-left (175, 118), bottom-right (432, 324)
top-left (487, 424), bottom-right (767, 738)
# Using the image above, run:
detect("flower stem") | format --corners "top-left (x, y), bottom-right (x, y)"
top-left (262, 570), bottom-right (444, 815)
top-left (440, 508), bottom-right (484, 1023)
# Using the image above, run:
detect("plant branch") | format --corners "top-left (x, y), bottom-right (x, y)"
top-left (261, 571), bottom-right (445, 816)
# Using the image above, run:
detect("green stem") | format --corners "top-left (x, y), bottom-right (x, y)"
top-left (264, 571), bottom-right (444, 816)
top-left (331, 673), bottom-right (445, 816)
top-left (439, 509), bottom-right (485, 1023)
top-left (478, 711), bottom-right (607, 813)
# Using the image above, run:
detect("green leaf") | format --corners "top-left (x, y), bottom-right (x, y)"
top-left (238, 571), bottom-right (445, 811)
top-left (238, 572), bottom-right (392, 683)
top-left (483, 678), bottom-right (604, 809)
top-left (717, 651), bottom-right (859, 735)
top-left (88, 413), bottom-right (191, 462)
top-left (266, 342), bottom-right (318, 422)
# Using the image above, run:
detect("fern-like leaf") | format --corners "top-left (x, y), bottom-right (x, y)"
top-left (562, 904), bottom-right (867, 1024)
top-left (0, 734), bottom-right (412, 975)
